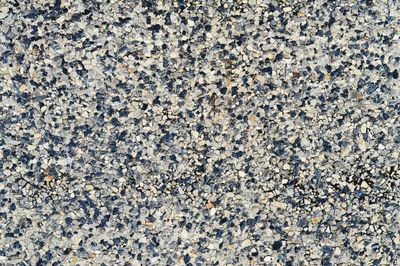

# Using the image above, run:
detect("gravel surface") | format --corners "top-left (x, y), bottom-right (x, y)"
top-left (0, 0), bottom-right (399, 265)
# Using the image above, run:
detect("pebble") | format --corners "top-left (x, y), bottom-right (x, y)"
top-left (239, 239), bottom-right (250, 249)
top-left (283, 7), bottom-right (292, 12)
top-left (210, 208), bottom-right (217, 216)
top-left (311, 217), bottom-right (320, 224)
top-left (206, 201), bottom-right (214, 209)
top-left (360, 181), bottom-right (369, 189)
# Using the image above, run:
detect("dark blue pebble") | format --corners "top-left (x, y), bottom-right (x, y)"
top-left (214, 229), bottom-right (223, 238)
top-left (12, 241), bottom-right (22, 249)
top-left (240, 221), bottom-right (246, 231)
top-left (392, 69), bottom-right (398, 79)
top-left (65, 217), bottom-right (73, 226)
top-left (323, 140), bottom-right (332, 152)
top-left (111, 117), bottom-right (121, 127)
top-left (292, 137), bottom-right (301, 148)
top-left (285, 261), bottom-right (293, 266)
top-left (161, 132), bottom-right (174, 143)
top-left (272, 240), bottom-right (282, 250)
top-left (233, 151), bottom-right (244, 158)
top-left (231, 87), bottom-right (238, 96)
top-left (367, 83), bottom-right (378, 94)
top-left (196, 124), bottom-right (204, 132)
top-left (273, 141), bottom-right (286, 156)
top-left (322, 258), bottom-right (332, 266)
top-left (322, 245), bottom-right (333, 254)
top-left (44, 250), bottom-right (52, 261)
top-left (262, 67), bottom-right (272, 75)
top-left (184, 254), bottom-right (190, 264)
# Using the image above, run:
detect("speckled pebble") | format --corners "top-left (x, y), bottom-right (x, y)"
top-left (1, 0), bottom-right (399, 265)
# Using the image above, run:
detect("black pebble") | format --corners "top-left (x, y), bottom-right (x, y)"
top-left (393, 69), bottom-right (398, 79)
top-left (10, 203), bottom-right (16, 211)
top-left (151, 24), bottom-right (161, 32)
top-left (165, 13), bottom-right (171, 25)
top-left (233, 151), bottom-right (244, 158)
top-left (141, 103), bottom-right (148, 110)
top-left (65, 217), bottom-right (73, 226)
top-left (262, 67), bottom-right (272, 75)
top-left (272, 240), bottom-right (282, 250)
top-left (275, 52), bottom-right (284, 61)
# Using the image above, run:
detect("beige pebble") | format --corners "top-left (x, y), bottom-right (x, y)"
top-left (311, 217), bottom-right (319, 224)
top-left (360, 181), bottom-right (369, 189)
top-left (283, 7), bottom-right (292, 12)
top-left (241, 239), bottom-right (252, 248)
top-left (205, 201), bottom-right (214, 209)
